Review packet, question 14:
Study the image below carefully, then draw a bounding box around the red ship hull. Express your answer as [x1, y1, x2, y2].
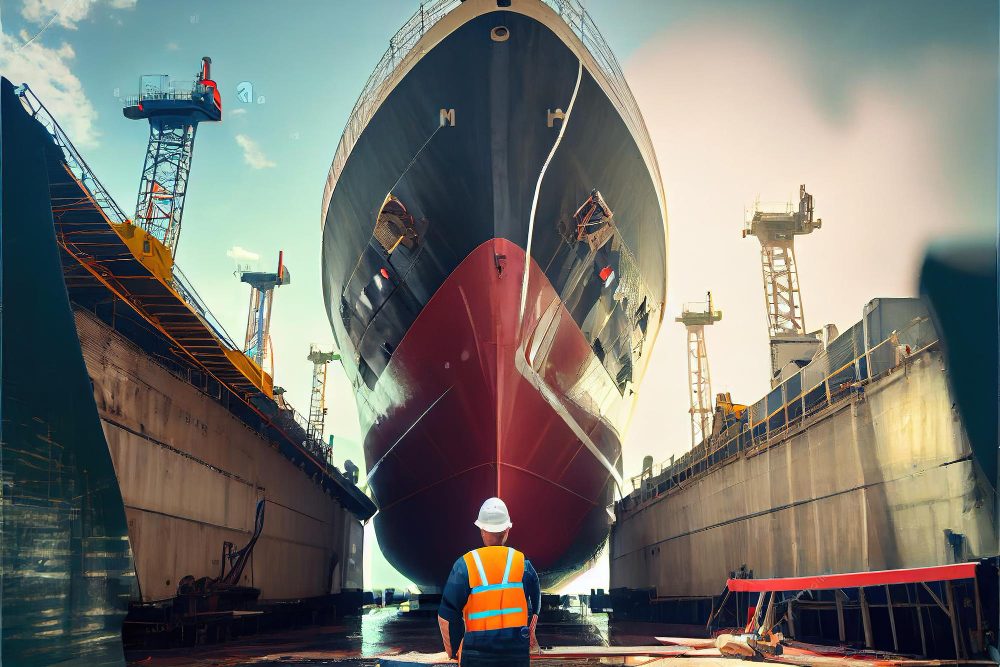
[365, 239, 622, 588]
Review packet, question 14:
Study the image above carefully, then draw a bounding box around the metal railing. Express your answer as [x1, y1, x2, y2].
[322, 0, 663, 221]
[17, 84, 131, 225]
[628, 315, 940, 504]
[16, 83, 242, 353]
[121, 84, 215, 108]
[172, 266, 242, 350]
[17, 80, 348, 472]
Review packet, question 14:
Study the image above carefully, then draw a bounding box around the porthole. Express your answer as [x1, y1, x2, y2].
[491, 26, 509, 42]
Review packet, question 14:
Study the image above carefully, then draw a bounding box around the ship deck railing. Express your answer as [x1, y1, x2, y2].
[323, 0, 662, 221]
[627, 315, 940, 507]
[121, 87, 210, 108]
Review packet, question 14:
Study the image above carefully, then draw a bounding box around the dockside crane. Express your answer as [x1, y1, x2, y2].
[743, 185, 823, 384]
[239, 252, 290, 371]
[123, 57, 222, 255]
[307, 345, 340, 447]
[676, 292, 722, 448]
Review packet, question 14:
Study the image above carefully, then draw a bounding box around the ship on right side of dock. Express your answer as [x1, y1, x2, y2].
[609, 185, 998, 655]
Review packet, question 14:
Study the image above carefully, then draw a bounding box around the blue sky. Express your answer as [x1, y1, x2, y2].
[1, 0, 996, 590]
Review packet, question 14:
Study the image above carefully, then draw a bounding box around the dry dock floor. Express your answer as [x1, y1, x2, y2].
[126, 607, 676, 666]
[125, 607, 992, 667]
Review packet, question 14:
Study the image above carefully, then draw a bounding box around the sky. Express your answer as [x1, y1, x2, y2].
[0, 0, 996, 592]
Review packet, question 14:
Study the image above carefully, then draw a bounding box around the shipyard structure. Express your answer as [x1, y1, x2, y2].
[321, 0, 667, 589]
[1, 62, 374, 666]
[609, 188, 998, 658]
[613, 297, 996, 593]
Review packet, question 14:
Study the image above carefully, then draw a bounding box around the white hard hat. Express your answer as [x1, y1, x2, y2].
[475, 497, 512, 533]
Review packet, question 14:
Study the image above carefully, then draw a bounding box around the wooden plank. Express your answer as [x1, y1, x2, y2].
[973, 572, 984, 653]
[834, 590, 846, 643]
[538, 645, 691, 657]
[908, 584, 927, 657]
[378, 646, 693, 665]
[655, 637, 715, 649]
[886, 585, 898, 652]
[859, 587, 874, 649]
[944, 580, 964, 659]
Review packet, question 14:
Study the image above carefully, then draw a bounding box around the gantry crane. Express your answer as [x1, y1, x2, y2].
[239, 252, 290, 371]
[307, 345, 340, 445]
[743, 185, 823, 383]
[123, 57, 222, 255]
[676, 292, 722, 448]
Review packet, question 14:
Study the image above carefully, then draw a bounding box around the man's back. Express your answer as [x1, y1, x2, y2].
[438, 546, 541, 664]
[438, 498, 541, 666]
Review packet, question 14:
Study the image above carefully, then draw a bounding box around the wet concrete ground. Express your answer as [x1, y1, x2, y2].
[125, 607, 681, 667]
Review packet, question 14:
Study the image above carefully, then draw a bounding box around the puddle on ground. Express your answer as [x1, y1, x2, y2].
[125, 607, 659, 667]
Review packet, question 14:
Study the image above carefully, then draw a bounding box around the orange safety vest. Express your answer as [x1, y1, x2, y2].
[461, 546, 528, 633]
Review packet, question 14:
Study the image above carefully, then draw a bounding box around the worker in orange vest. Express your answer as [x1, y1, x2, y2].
[437, 497, 541, 666]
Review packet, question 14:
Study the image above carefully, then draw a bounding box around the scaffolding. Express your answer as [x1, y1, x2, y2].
[676, 292, 722, 448]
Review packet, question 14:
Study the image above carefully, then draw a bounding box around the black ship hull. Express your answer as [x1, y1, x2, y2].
[322, 0, 667, 588]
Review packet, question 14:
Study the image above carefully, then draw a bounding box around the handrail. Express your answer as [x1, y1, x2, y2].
[16, 82, 342, 469]
[322, 0, 663, 226]
[17, 84, 132, 225]
[16, 84, 242, 352]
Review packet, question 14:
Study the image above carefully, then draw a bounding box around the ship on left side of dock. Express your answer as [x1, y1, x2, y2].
[0, 69, 375, 666]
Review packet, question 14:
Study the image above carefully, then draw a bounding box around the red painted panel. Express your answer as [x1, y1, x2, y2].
[726, 562, 978, 592]
[364, 239, 621, 587]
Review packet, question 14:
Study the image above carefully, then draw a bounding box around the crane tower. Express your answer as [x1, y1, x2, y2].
[239, 252, 290, 370]
[123, 57, 222, 254]
[676, 292, 722, 448]
[307, 345, 340, 444]
[743, 185, 823, 383]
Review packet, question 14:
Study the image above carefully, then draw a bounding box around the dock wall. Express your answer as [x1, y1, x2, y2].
[76, 310, 364, 603]
[611, 349, 997, 598]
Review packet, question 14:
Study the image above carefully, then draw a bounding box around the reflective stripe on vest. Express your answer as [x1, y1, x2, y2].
[462, 546, 528, 633]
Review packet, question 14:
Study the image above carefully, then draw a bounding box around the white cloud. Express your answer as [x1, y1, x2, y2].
[0, 31, 99, 147]
[165, 41, 179, 51]
[20, 0, 136, 30]
[229, 107, 247, 116]
[21, 0, 94, 30]
[226, 245, 260, 262]
[234, 133, 275, 169]
[621, 20, 993, 478]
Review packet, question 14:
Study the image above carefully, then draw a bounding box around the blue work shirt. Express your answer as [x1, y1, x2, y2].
[438, 553, 541, 656]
